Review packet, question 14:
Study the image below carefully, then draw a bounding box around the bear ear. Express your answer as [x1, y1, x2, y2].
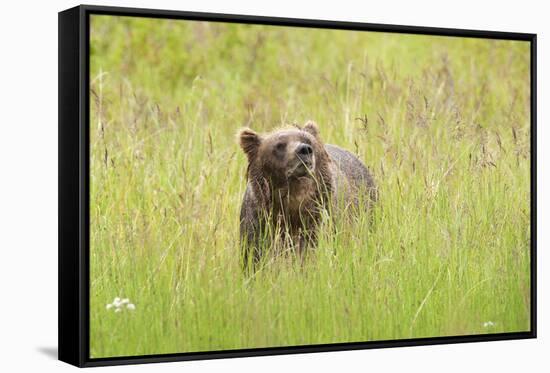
[237, 128, 262, 161]
[303, 120, 320, 138]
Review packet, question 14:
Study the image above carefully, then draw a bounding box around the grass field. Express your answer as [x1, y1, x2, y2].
[88, 15, 531, 358]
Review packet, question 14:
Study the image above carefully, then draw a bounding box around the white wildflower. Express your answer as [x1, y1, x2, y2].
[106, 296, 136, 313]
[483, 321, 495, 328]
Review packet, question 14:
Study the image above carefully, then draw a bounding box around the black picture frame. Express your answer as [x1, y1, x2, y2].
[58, 4, 537, 368]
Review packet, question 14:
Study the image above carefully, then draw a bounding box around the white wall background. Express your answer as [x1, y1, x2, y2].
[0, 0, 546, 371]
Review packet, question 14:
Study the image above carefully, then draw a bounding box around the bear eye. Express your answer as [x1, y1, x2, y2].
[275, 142, 286, 151]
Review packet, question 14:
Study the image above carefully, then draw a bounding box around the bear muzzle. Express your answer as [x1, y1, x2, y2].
[287, 143, 315, 178]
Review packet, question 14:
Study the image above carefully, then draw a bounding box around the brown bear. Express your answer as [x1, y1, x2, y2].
[238, 121, 377, 269]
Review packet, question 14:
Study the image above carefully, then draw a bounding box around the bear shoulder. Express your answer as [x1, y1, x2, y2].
[325, 144, 378, 203]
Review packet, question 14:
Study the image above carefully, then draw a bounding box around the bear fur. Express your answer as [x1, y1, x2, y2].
[238, 121, 377, 268]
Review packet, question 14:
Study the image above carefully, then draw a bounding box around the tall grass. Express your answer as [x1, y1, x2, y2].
[89, 15, 531, 358]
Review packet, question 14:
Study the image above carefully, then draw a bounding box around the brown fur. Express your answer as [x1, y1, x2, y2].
[238, 121, 376, 269]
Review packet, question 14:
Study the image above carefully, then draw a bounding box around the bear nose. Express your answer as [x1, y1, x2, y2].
[296, 143, 313, 156]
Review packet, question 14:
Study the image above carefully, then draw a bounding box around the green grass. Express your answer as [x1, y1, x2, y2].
[88, 15, 531, 358]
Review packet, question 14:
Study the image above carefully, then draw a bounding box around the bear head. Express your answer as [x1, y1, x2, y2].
[238, 121, 332, 193]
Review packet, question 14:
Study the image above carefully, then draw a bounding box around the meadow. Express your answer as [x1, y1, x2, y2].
[89, 15, 531, 358]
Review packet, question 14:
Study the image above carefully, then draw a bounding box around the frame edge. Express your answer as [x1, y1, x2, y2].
[79, 3, 536, 40]
[58, 5, 85, 368]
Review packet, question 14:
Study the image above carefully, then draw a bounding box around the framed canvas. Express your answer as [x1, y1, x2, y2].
[58, 4, 537, 367]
